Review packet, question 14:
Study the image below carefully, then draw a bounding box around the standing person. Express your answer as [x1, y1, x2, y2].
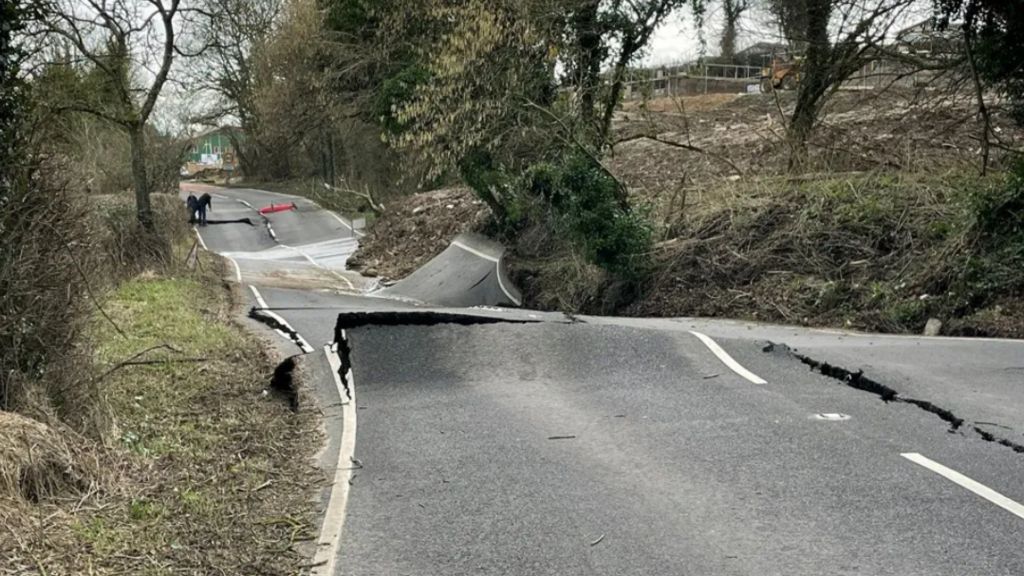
[186, 193, 199, 224]
[197, 192, 212, 226]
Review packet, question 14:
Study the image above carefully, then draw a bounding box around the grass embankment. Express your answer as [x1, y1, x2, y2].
[1, 252, 319, 575]
[628, 168, 1024, 337]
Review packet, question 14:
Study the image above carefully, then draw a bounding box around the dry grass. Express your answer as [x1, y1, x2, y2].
[627, 169, 1024, 337]
[1, 249, 321, 575]
[0, 413, 100, 504]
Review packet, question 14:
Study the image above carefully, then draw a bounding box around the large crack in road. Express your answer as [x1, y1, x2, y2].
[764, 341, 1024, 454]
[328, 311, 552, 404]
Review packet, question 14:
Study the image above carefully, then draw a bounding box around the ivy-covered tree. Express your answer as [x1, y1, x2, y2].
[0, 0, 23, 168]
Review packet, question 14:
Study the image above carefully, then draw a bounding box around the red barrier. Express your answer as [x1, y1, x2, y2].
[259, 202, 297, 215]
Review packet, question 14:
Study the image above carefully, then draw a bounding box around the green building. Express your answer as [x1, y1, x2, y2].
[187, 127, 240, 168]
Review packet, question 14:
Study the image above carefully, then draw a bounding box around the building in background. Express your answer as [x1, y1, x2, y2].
[183, 127, 241, 177]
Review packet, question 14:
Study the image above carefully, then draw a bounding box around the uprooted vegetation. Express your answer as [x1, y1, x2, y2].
[629, 166, 1024, 337]
[348, 186, 490, 280]
[350, 90, 1024, 337]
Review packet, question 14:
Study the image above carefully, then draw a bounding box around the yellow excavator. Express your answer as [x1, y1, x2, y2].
[760, 53, 801, 92]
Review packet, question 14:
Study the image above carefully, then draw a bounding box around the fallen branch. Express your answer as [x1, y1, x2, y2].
[94, 344, 186, 382]
[121, 357, 207, 367]
[612, 134, 745, 177]
[322, 181, 385, 214]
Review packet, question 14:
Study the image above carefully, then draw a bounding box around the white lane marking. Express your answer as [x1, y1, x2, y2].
[311, 341, 358, 576]
[227, 256, 242, 283]
[264, 309, 314, 353]
[902, 453, 1024, 521]
[248, 285, 314, 354]
[192, 227, 209, 250]
[452, 239, 499, 263]
[279, 243, 357, 291]
[249, 285, 269, 309]
[327, 210, 366, 238]
[451, 240, 522, 306]
[688, 331, 767, 385]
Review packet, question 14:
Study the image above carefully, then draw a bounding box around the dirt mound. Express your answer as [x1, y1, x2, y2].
[0, 412, 96, 503]
[349, 187, 490, 281]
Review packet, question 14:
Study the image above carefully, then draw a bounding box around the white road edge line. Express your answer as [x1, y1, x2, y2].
[249, 285, 269, 309]
[327, 210, 366, 238]
[227, 256, 242, 283]
[902, 453, 1024, 521]
[451, 240, 522, 307]
[311, 341, 358, 576]
[248, 285, 314, 353]
[688, 331, 767, 385]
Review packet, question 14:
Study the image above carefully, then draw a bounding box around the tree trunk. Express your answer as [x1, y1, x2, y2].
[720, 0, 740, 62]
[129, 124, 153, 230]
[786, 0, 832, 168]
[599, 51, 632, 147]
[574, 1, 602, 129]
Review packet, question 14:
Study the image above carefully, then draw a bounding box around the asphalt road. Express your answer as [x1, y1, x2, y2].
[186, 183, 1024, 576]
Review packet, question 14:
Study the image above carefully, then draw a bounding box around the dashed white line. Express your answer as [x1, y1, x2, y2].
[689, 331, 767, 385]
[311, 341, 358, 576]
[902, 453, 1024, 521]
[279, 243, 357, 291]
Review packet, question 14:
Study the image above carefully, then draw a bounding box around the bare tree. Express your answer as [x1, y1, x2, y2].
[192, 0, 281, 175]
[31, 0, 207, 228]
[782, 0, 920, 166]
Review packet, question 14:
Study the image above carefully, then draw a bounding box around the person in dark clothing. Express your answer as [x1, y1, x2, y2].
[186, 193, 199, 224]
[197, 193, 212, 226]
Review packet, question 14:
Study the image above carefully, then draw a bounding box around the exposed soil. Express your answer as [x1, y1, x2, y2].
[347, 186, 489, 281]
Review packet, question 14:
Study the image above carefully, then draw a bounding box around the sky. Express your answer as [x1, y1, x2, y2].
[643, 1, 933, 66]
[643, 5, 779, 66]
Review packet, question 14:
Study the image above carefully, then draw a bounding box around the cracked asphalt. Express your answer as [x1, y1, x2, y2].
[185, 183, 1024, 576]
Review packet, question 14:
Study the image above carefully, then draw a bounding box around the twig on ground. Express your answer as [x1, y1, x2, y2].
[613, 134, 745, 177]
[94, 344, 187, 383]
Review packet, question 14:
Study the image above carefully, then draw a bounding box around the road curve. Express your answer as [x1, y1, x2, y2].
[185, 183, 1024, 576]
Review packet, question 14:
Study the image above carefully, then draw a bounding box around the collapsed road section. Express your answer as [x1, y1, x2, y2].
[380, 233, 522, 307]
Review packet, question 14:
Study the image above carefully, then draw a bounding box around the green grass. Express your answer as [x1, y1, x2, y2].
[56, 257, 320, 574]
[95, 277, 239, 362]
